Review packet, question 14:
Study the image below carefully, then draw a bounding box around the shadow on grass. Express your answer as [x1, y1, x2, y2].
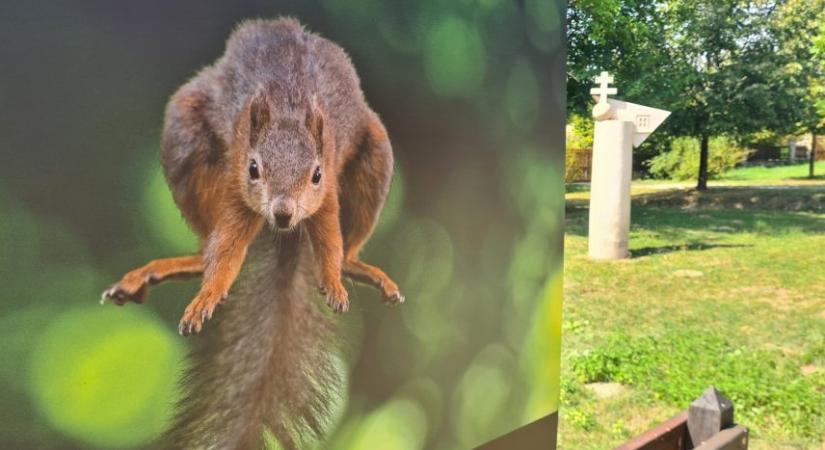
[632, 186, 825, 213]
[567, 206, 825, 238]
[631, 243, 749, 258]
[566, 183, 590, 193]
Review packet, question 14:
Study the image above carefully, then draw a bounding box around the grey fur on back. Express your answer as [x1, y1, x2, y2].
[159, 229, 340, 450]
[187, 18, 367, 155]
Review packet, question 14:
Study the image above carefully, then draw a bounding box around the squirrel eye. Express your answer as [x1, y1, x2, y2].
[311, 166, 322, 185]
[249, 159, 260, 180]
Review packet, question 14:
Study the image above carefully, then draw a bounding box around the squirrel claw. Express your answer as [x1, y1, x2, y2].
[100, 291, 111, 305]
[101, 283, 146, 306]
[178, 320, 201, 336]
[101, 287, 128, 306]
[326, 296, 349, 314]
[178, 293, 223, 336]
[178, 318, 202, 336]
[384, 290, 405, 305]
[321, 281, 349, 314]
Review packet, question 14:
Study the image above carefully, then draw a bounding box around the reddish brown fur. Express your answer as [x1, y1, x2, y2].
[102, 18, 402, 334]
[102, 255, 204, 304]
[102, 19, 401, 448]
[339, 112, 400, 299]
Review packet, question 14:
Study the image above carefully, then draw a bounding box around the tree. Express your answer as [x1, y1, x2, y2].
[567, 0, 686, 170]
[772, 0, 825, 178]
[808, 21, 825, 178]
[567, 0, 670, 116]
[568, 0, 816, 189]
[661, 0, 814, 189]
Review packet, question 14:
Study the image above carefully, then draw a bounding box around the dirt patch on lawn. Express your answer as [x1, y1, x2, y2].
[727, 286, 807, 311]
[585, 382, 626, 399]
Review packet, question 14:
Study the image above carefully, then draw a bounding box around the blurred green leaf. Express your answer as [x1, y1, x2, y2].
[424, 16, 486, 97]
[341, 399, 428, 450]
[452, 344, 517, 447]
[476, 0, 523, 56]
[525, 0, 562, 52]
[373, 164, 405, 237]
[505, 59, 540, 130]
[520, 270, 563, 422]
[142, 165, 198, 254]
[28, 306, 183, 448]
[392, 218, 459, 353]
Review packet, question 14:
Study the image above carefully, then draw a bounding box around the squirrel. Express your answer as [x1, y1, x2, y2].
[101, 18, 402, 449]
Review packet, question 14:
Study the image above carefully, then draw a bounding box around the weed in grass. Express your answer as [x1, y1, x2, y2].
[569, 331, 825, 439]
[560, 378, 598, 432]
[609, 419, 630, 440]
[565, 407, 597, 432]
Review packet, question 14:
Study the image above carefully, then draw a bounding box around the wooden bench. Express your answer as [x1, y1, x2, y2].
[615, 387, 748, 450]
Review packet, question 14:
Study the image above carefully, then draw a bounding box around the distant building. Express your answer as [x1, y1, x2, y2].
[793, 133, 825, 161]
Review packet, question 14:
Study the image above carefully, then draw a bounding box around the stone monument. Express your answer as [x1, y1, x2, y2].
[588, 72, 671, 260]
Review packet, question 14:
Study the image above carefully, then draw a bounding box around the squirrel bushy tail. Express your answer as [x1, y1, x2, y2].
[159, 229, 341, 450]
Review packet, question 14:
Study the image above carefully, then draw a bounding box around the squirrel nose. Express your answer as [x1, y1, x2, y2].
[274, 212, 292, 229]
[270, 196, 296, 229]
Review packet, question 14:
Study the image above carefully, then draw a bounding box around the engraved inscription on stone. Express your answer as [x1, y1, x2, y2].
[635, 114, 651, 132]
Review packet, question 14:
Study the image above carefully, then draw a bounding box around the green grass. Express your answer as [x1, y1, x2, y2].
[720, 161, 825, 181]
[560, 186, 825, 450]
[565, 162, 825, 203]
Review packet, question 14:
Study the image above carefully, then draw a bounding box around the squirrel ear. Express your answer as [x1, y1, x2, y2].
[248, 87, 271, 147]
[305, 95, 325, 154]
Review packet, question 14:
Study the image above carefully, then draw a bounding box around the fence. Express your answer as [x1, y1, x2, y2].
[566, 147, 592, 182]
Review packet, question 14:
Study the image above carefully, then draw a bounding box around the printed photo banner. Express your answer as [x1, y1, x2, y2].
[0, 1, 566, 449]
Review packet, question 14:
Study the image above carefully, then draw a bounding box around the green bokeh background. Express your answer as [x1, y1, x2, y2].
[0, 1, 565, 448]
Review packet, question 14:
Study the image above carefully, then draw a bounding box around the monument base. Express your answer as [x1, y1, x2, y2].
[588, 120, 633, 261]
[588, 236, 629, 260]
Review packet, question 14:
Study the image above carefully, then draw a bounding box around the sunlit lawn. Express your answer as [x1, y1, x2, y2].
[720, 161, 825, 181]
[566, 162, 825, 202]
[559, 180, 825, 450]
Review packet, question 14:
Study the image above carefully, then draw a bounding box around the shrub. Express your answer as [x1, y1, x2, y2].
[647, 136, 750, 180]
[566, 114, 594, 150]
[566, 115, 594, 182]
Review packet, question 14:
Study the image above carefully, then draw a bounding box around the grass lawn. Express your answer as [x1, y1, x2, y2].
[720, 161, 825, 182]
[560, 180, 825, 449]
[567, 162, 825, 203]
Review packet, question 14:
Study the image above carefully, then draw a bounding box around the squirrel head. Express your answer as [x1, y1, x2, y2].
[233, 87, 332, 230]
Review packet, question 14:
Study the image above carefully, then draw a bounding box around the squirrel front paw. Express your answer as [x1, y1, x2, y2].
[178, 291, 226, 336]
[101, 271, 150, 305]
[376, 276, 404, 305]
[341, 260, 405, 306]
[319, 281, 349, 314]
[383, 286, 405, 305]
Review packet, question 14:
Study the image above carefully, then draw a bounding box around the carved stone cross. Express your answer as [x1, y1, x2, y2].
[590, 71, 617, 104]
[591, 71, 618, 120]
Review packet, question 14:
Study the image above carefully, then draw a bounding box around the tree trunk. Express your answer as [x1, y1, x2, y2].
[697, 134, 709, 190]
[810, 133, 817, 179]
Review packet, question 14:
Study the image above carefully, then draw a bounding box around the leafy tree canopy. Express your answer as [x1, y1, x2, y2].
[568, 0, 825, 185]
